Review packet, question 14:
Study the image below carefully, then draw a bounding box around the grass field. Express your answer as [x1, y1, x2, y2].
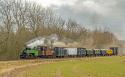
[15, 56, 125, 77]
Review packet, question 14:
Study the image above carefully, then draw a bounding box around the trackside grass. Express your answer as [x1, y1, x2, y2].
[17, 56, 125, 77]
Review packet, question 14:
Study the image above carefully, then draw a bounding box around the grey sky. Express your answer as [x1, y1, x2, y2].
[30, 0, 125, 40]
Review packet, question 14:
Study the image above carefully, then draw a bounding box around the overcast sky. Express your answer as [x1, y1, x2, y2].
[30, 0, 125, 40]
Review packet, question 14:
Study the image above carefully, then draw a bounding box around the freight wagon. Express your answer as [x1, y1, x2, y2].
[94, 49, 102, 56]
[77, 48, 86, 57]
[86, 49, 94, 56]
[100, 49, 108, 56]
[20, 46, 118, 59]
[54, 47, 67, 58]
[66, 48, 77, 57]
[110, 47, 118, 55]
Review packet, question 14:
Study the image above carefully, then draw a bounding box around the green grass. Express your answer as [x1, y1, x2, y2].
[18, 56, 125, 77]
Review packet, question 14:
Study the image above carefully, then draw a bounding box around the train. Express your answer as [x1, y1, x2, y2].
[20, 46, 118, 59]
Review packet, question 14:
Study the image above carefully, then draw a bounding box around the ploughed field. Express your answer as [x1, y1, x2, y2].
[0, 56, 125, 77]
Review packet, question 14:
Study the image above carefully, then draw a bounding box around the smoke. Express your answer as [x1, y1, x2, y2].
[26, 34, 59, 48]
[26, 37, 45, 48]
